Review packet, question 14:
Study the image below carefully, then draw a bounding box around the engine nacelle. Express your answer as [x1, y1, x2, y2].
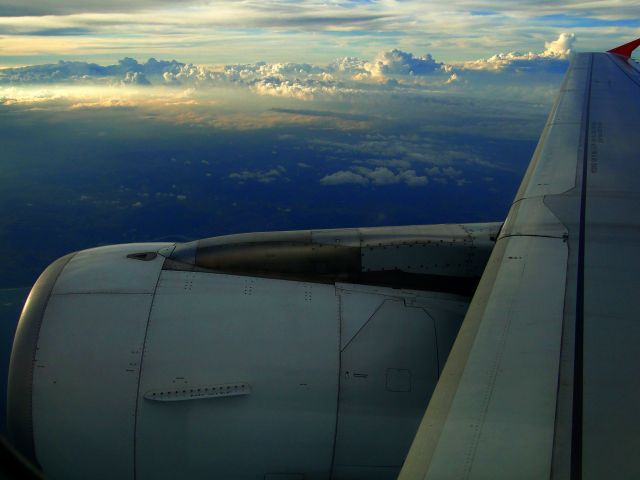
[7, 223, 498, 479]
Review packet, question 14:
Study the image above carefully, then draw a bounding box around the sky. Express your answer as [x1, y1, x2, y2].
[1, 1, 639, 283]
[0, 1, 638, 271]
[1, 1, 639, 279]
[0, 0, 639, 66]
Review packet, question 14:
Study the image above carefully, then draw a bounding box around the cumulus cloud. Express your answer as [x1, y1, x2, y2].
[229, 168, 284, 183]
[365, 50, 445, 77]
[320, 170, 368, 186]
[328, 50, 451, 83]
[460, 33, 575, 72]
[328, 56, 369, 77]
[544, 33, 576, 57]
[321, 167, 428, 187]
[251, 77, 340, 100]
[121, 71, 150, 85]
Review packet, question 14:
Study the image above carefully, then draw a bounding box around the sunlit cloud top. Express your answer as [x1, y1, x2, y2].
[0, 0, 638, 66]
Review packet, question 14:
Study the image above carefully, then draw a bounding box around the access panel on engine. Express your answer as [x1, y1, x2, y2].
[331, 292, 440, 479]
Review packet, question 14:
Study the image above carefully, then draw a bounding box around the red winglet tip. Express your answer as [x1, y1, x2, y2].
[607, 38, 640, 59]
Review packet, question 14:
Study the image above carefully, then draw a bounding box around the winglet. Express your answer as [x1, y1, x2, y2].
[607, 38, 640, 59]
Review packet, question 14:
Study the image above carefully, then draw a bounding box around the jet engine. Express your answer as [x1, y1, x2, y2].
[7, 223, 498, 479]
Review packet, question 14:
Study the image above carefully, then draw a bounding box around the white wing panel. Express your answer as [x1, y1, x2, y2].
[581, 52, 640, 479]
[399, 53, 592, 480]
[401, 49, 640, 479]
[425, 236, 567, 478]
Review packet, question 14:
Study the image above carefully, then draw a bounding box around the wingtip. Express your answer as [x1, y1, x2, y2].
[607, 38, 640, 59]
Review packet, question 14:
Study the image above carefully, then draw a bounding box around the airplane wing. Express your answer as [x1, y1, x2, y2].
[399, 40, 640, 479]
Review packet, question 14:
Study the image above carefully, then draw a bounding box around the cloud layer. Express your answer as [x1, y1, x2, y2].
[0, 34, 574, 102]
[0, 1, 637, 66]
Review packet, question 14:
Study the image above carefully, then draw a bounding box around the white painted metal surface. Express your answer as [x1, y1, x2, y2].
[337, 287, 385, 351]
[32, 293, 153, 480]
[424, 236, 568, 478]
[8, 226, 476, 480]
[30, 244, 168, 480]
[332, 300, 438, 478]
[52, 243, 171, 295]
[135, 271, 340, 480]
[581, 52, 640, 479]
[332, 284, 469, 479]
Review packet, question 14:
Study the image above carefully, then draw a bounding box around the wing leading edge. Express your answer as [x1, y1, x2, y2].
[399, 42, 640, 479]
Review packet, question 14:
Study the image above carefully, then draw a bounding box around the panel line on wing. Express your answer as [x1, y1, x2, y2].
[132, 266, 164, 480]
[571, 52, 594, 480]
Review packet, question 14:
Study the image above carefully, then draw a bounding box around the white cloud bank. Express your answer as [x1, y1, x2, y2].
[0, 34, 574, 102]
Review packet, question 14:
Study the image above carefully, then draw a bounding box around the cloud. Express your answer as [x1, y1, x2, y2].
[0, 84, 202, 110]
[229, 168, 284, 183]
[0, 0, 638, 70]
[364, 50, 446, 77]
[442, 166, 462, 177]
[544, 32, 576, 56]
[355, 166, 429, 186]
[0, 57, 185, 84]
[400, 170, 429, 186]
[0, 35, 571, 102]
[327, 49, 451, 83]
[321, 167, 428, 187]
[320, 170, 368, 186]
[121, 71, 150, 85]
[250, 77, 340, 100]
[0, 0, 184, 16]
[328, 57, 368, 75]
[459, 33, 574, 72]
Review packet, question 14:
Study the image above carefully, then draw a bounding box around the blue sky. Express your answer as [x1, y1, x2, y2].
[0, 0, 638, 66]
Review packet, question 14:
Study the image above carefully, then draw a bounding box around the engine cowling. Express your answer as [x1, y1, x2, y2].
[7, 223, 498, 479]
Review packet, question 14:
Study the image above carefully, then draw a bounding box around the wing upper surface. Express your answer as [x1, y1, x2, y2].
[399, 51, 640, 479]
